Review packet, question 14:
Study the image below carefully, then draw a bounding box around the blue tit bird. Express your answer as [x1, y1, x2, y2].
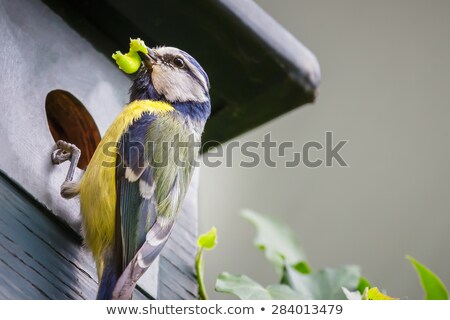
[51, 46, 210, 299]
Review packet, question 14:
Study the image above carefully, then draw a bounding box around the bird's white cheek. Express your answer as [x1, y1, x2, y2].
[151, 68, 208, 103]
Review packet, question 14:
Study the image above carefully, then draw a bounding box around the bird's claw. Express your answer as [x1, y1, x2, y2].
[51, 140, 80, 165]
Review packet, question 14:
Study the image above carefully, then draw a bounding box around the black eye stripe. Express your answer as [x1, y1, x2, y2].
[162, 54, 185, 67]
[160, 52, 208, 92]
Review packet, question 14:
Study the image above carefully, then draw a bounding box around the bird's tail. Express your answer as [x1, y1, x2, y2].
[96, 262, 119, 300]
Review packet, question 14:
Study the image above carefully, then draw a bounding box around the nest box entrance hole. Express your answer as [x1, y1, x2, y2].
[45, 90, 101, 170]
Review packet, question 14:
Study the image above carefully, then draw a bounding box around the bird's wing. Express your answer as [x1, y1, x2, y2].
[113, 112, 191, 299]
[115, 112, 160, 271]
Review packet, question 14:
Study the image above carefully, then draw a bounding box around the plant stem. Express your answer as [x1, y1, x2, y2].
[196, 248, 208, 300]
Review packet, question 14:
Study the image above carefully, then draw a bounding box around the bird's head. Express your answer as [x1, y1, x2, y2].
[131, 47, 210, 109]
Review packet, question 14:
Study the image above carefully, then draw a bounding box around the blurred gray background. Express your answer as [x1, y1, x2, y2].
[198, 0, 450, 299]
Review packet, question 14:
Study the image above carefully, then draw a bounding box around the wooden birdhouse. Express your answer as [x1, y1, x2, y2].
[0, 0, 320, 299]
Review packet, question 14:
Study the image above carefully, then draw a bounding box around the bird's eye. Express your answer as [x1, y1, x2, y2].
[173, 57, 185, 68]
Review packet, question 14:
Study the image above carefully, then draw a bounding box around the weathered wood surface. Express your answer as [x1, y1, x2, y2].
[0, 172, 151, 299]
[0, 171, 97, 299]
[0, 0, 197, 299]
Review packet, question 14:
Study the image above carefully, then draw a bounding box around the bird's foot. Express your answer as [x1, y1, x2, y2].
[51, 140, 80, 165]
[51, 140, 81, 194]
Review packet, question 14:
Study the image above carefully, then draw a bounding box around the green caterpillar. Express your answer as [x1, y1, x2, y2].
[112, 38, 148, 74]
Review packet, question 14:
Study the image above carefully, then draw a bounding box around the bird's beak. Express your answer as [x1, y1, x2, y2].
[138, 47, 158, 70]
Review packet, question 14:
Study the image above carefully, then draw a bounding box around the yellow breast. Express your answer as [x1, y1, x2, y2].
[79, 100, 174, 272]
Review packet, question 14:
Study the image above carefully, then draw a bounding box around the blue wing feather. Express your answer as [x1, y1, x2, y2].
[115, 113, 158, 270]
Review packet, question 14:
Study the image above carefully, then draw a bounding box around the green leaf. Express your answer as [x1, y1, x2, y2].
[357, 277, 371, 294]
[241, 210, 306, 275]
[284, 265, 361, 299]
[215, 272, 303, 300]
[293, 261, 312, 274]
[196, 227, 218, 300]
[198, 226, 217, 250]
[407, 255, 448, 300]
[266, 285, 304, 300]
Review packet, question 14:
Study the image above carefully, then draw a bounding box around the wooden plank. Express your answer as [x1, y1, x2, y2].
[158, 169, 199, 299]
[0, 172, 97, 299]
[159, 257, 197, 300]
